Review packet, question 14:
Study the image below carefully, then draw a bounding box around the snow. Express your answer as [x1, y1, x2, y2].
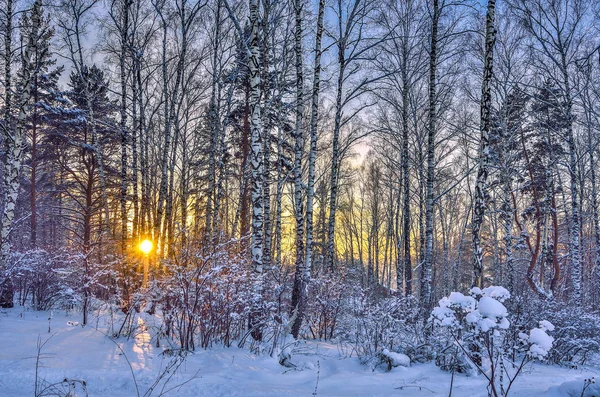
[381, 349, 410, 367]
[447, 292, 477, 309]
[539, 320, 555, 332]
[526, 327, 555, 359]
[546, 378, 600, 397]
[480, 286, 511, 302]
[470, 287, 483, 297]
[0, 308, 597, 397]
[431, 304, 459, 327]
[433, 287, 510, 333]
[471, 296, 510, 332]
[476, 296, 508, 319]
[431, 292, 477, 328]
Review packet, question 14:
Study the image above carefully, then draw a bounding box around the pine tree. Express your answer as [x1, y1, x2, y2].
[489, 87, 527, 292]
[526, 81, 565, 295]
[18, 0, 63, 248]
[46, 65, 117, 253]
[225, 24, 253, 245]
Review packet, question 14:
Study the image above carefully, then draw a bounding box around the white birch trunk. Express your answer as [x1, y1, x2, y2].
[421, 0, 439, 311]
[0, 0, 14, 285]
[564, 81, 581, 304]
[248, 0, 264, 274]
[1, 0, 36, 307]
[154, 3, 181, 256]
[304, 0, 325, 284]
[247, 0, 264, 341]
[400, 51, 412, 296]
[472, 0, 496, 287]
[290, 0, 306, 339]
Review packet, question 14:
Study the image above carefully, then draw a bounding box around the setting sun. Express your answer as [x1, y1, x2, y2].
[140, 239, 153, 255]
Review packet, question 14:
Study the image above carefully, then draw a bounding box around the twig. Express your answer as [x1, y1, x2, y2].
[394, 385, 436, 393]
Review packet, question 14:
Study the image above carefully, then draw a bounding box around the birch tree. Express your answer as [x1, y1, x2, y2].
[375, 0, 427, 294]
[324, 0, 384, 271]
[205, 0, 223, 248]
[472, 0, 497, 287]
[1, 0, 44, 309]
[420, 0, 468, 309]
[579, 54, 600, 298]
[304, 0, 325, 286]
[290, 0, 305, 339]
[247, 0, 264, 275]
[1, 0, 19, 308]
[152, 0, 207, 256]
[421, 0, 440, 310]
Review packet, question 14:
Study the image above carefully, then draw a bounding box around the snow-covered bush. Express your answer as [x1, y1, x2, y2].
[378, 349, 410, 371]
[156, 251, 252, 350]
[303, 271, 348, 340]
[519, 320, 555, 359]
[334, 283, 422, 370]
[432, 286, 511, 331]
[431, 286, 554, 397]
[6, 248, 123, 327]
[154, 247, 287, 352]
[431, 287, 510, 373]
[10, 249, 76, 310]
[507, 297, 600, 366]
[287, 265, 425, 370]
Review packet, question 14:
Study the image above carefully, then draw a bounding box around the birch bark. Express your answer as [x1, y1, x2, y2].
[1, 0, 37, 307]
[305, 0, 325, 277]
[290, 0, 305, 338]
[472, 0, 496, 287]
[421, 0, 439, 310]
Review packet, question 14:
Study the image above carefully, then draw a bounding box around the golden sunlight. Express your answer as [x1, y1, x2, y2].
[140, 239, 153, 255]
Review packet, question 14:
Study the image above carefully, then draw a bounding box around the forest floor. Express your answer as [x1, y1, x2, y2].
[1, 308, 599, 397]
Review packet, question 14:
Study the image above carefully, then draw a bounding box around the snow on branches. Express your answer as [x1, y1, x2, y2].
[431, 286, 511, 333]
[519, 320, 555, 359]
[431, 286, 555, 397]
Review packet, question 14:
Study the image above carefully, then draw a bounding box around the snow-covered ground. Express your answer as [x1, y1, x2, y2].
[1, 308, 598, 397]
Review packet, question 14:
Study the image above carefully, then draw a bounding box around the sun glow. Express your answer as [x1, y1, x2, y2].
[140, 239, 153, 255]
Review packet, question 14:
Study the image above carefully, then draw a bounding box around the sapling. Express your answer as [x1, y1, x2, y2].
[431, 286, 554, 397]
